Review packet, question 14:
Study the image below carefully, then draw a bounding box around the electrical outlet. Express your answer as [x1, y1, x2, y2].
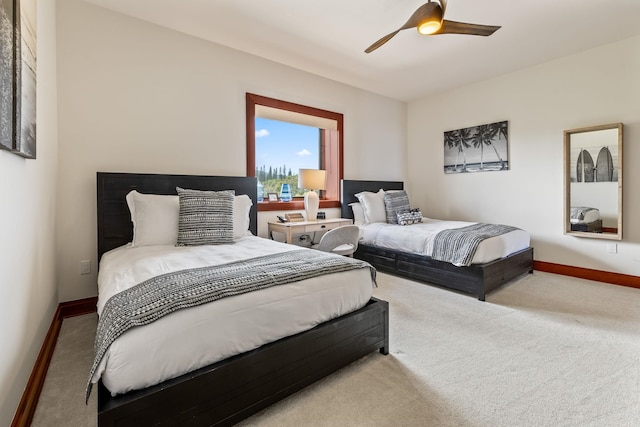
[80, 260, 91, 275]
[606, 244, 617, 254]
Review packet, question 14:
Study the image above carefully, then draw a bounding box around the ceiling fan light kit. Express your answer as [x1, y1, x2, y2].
[417, 2, 443, 35]
[365, 0, 501, 53]
[418, 19, 442, 35]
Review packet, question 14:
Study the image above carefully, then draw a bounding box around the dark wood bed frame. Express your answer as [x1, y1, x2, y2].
[96, 172, 389, 426]
[570, 219, 603, 233]
[341, 179, 534, 301]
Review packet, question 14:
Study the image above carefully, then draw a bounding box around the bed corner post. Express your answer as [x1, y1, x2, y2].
[380, 298, 390, 355]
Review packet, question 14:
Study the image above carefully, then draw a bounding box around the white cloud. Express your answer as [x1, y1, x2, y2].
[255, 129, 270, 138]
[297, 149, 311, 157]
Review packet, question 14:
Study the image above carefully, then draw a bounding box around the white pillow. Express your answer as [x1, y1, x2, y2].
[126, 191, 179, 247]
[349, 202, 366, 226]
[126, 191, 253, 246]
[355, 189, 386, 224]
[233, 194, 253, 238]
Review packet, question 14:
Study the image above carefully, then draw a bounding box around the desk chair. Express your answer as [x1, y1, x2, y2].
[312, 225, 360, 257]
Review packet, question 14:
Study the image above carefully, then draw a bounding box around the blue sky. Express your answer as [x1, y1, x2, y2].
[255, 118, 320, 174]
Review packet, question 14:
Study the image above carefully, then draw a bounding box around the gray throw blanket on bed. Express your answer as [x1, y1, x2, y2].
[85, 249, 375, 402]
[432, 223, 518, 267]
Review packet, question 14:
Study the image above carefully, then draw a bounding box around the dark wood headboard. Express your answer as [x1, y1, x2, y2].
[340, 179, 404, 220]
[97, 172, 258, 260]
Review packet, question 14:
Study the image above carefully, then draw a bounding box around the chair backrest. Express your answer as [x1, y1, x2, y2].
[315, 225, 360, 256]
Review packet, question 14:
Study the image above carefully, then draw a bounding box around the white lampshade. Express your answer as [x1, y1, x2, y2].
[298, 169, 327, 191]
[298, 169, 327, 221]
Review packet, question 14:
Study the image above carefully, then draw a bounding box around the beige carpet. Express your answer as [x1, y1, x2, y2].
[32, 272, 640, 426]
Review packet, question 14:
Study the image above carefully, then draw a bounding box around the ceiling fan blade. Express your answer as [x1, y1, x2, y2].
[439, 20, 501, 36]
[365, 30, 401, 53]
[365, 2, 442, 53]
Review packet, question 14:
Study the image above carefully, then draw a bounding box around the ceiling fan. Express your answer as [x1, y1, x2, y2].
[365, 0, 501, 53]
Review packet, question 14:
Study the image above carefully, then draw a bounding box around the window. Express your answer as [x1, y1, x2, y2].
[246, 93, 343, 212]
[255, 117, 320, 198]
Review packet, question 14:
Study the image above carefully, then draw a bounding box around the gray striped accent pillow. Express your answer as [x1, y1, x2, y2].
[176, 187, 235, 246]
[384, 190, 410, 224]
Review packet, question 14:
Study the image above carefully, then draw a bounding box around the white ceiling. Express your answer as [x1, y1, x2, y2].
[81, 0, 640, 102]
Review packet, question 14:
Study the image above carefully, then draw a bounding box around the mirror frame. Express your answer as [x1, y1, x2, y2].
[563, 123, 623, 240]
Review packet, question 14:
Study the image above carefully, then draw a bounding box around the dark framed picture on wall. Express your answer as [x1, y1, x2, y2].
[0, 0, 16, 151]
[444, 120, 509, 174]
[14, 0, 37, 159]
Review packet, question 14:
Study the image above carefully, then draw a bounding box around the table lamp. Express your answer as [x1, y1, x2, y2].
[298, 169, 327, 221]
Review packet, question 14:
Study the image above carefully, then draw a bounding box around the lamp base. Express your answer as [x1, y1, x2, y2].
[304, 190, 319, 221]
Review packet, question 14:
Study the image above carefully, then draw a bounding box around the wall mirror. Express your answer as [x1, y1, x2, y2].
[564, 123, 623, 240]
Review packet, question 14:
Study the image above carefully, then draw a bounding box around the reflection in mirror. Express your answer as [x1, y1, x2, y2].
[564, 123, 623, 240]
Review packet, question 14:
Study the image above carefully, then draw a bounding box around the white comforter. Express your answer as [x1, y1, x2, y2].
[93, 236, 374, 395]
[360, 218, 530, 265]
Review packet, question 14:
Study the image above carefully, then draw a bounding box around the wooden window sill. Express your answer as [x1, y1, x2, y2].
[258, 199, 340, 212]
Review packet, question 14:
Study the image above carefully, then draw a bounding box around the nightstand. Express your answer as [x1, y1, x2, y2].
[267, 218, 353, 244]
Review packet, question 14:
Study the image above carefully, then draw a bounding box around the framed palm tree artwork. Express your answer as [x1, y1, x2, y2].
[443, 120, 508, 174]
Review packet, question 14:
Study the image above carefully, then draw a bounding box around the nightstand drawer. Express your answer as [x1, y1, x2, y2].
[304, 223, 334, 232]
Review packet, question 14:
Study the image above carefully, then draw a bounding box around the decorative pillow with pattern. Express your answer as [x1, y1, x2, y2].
[397, 209, 423, 226]
[384, 190, 410, 224]
[176, 187, 235, 245]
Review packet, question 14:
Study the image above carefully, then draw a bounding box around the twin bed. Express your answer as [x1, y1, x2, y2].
[341, 180, 534, 301]
[94, 172, 388, 426]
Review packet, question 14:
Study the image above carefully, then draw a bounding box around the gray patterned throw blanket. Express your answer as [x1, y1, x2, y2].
[432, 223, 518, 267]
[86, 249, 375, 401]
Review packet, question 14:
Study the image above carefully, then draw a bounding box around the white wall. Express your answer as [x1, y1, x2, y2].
[407, 35, 640, 276]
[55, 0, 407, 301]
[0, 0, 58, 423]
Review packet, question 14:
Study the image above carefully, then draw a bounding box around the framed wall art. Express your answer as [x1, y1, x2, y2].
[444, 120, 508, 174]
[0, 0, 16, 151]
[14, 0, 36, 159]
[0, 0, 36, 158]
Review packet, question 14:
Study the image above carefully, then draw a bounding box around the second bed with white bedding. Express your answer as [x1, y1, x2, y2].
[359, 218, 530, 265]
[93, 236, 375, 396]
[340, 179, 534, 301]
